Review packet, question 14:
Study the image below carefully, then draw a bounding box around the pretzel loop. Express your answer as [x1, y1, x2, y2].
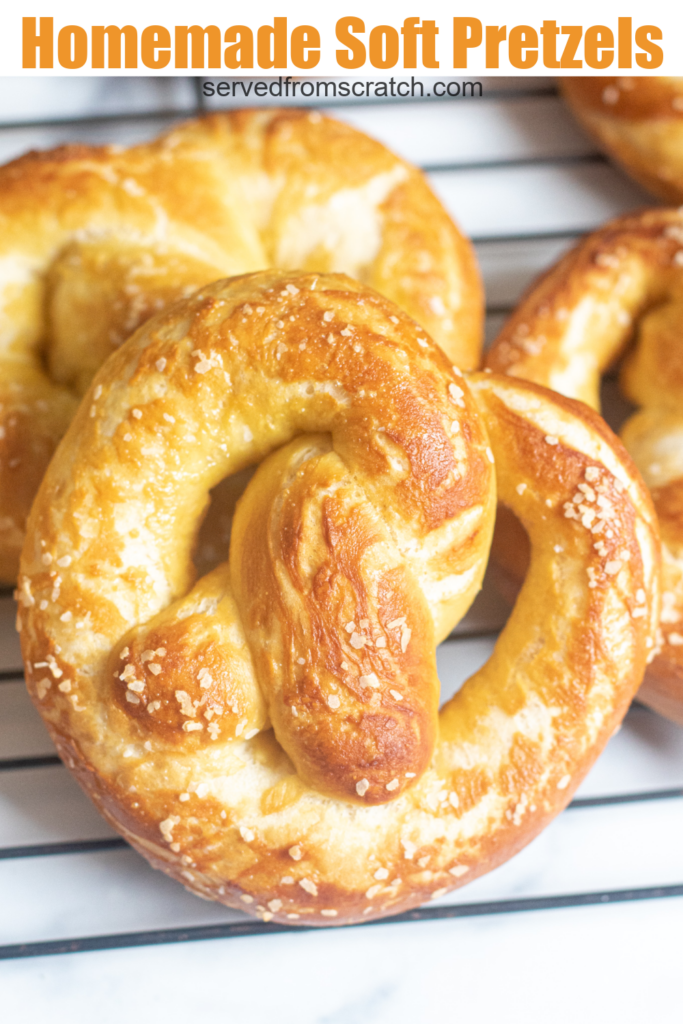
[561, 77, 683, 204]
[19, 272, 659, 925]
[0, 109, 481, 583]
[487, 208, 683, 723]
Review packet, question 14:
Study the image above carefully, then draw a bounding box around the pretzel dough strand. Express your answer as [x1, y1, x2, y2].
[486, 208, 683, 724]
[18, 274, 658, 926]
[561, 77, 683, 204]
[0, 108, 482, 583]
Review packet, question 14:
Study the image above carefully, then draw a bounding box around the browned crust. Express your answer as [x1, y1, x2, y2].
[16, 276, 659, 926]
[561, 77, 683, 203]
[486, 207, 683, 724]
[639, 655, 683, 727]
[485, 207, 683, 396]
[0, 108, 482, 584]
[650, 479, 683, 550]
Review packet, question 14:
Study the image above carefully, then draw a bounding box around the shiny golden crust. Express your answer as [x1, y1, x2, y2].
[18, 271, 658, 925]
[0, 108, 481, 584]
[487, 207, 683, 724]
[561, 77, 683, 203]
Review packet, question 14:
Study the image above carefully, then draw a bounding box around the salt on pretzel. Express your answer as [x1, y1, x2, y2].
[561, 77, 683, 203]
[18, 271, 659, 925]
[487, 208, 683, 725]
[0, 108, 481, 584]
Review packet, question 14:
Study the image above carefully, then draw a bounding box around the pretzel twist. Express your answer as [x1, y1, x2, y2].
[561, 77, 683, 203]
[487, 208, 683, 724]
[19, 272, 659, 925]
[0, 108, 481, 583]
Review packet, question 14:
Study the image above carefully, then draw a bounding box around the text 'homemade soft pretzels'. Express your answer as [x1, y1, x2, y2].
[562, 77, 683, 203]
[0, 107, 481, 583]
[487, 208, 683, 724]
[18, 272, 659, 925]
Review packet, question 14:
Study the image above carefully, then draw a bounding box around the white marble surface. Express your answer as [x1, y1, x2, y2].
[0, 75, 680, 1023]
[2, 898, 682, 1024]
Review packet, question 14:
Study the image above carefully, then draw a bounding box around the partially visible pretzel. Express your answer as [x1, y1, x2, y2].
[18, 271, 659, 924]
[0, 107, 481, 583]
[487, 207, 683, 725]
[561, 77, 683, 203]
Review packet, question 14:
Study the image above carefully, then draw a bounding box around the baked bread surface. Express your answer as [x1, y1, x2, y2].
[562, 77, 683, 202]
[0, 107, 482, 582]
[487, 207, 683, 723]
[18, 271, 659, 925]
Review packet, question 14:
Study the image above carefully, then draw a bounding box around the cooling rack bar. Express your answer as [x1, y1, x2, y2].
[1, 882, 681, 962]
[422, 152, 605, 175]
[0, 82, 559, 135]
[0, 755, 61, 772]
[445, 85, 558, 102]
[472, 228, 586, 246]
[1, 788, 681, 861]
[0, 109, 196, 133]
[209, 82, 560, 109]
[569, 788, 683, 809]
[0, 837, 127, 861]
[0, 128, 600, 178]
[0, 669, 22, 682]
[446, 627, 501, 642]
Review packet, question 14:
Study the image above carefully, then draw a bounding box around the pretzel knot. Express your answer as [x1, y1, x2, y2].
[561, 77, 683, 204]
[0, 108, 481, 584]
[19, 272, 659, 925]
[487, 208, 683, 726]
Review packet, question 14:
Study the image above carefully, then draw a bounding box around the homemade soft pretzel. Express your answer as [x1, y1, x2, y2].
[487, 208, 683, 725]
[561, 77, 683, 203]
[0, 108, 481, 584]
[18, 271, 659, 925]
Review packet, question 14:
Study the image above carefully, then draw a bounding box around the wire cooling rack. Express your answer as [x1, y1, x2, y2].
[0, 75, 682, 1019]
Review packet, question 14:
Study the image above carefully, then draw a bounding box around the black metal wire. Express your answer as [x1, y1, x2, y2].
[472, 228, 586, 246]
[0, 108, 197, 134]
[1, 882, 681, 961]
[197, 78, 559, 111]
[422, 152, 604, 175]
[0, 837, 127, 861]
[569, 788, 683, 809]
[191, 76, 206, 111]
[0, 754, 62, 772]
[0, 669, 23, 683]
[0, 788, 680, 860]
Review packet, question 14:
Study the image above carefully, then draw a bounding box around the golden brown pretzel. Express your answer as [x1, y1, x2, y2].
[487, 207, 683, 725]
[18, 271, 659, 925]
[0, 108, 481, 584]
[561, 77, 683, 202]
